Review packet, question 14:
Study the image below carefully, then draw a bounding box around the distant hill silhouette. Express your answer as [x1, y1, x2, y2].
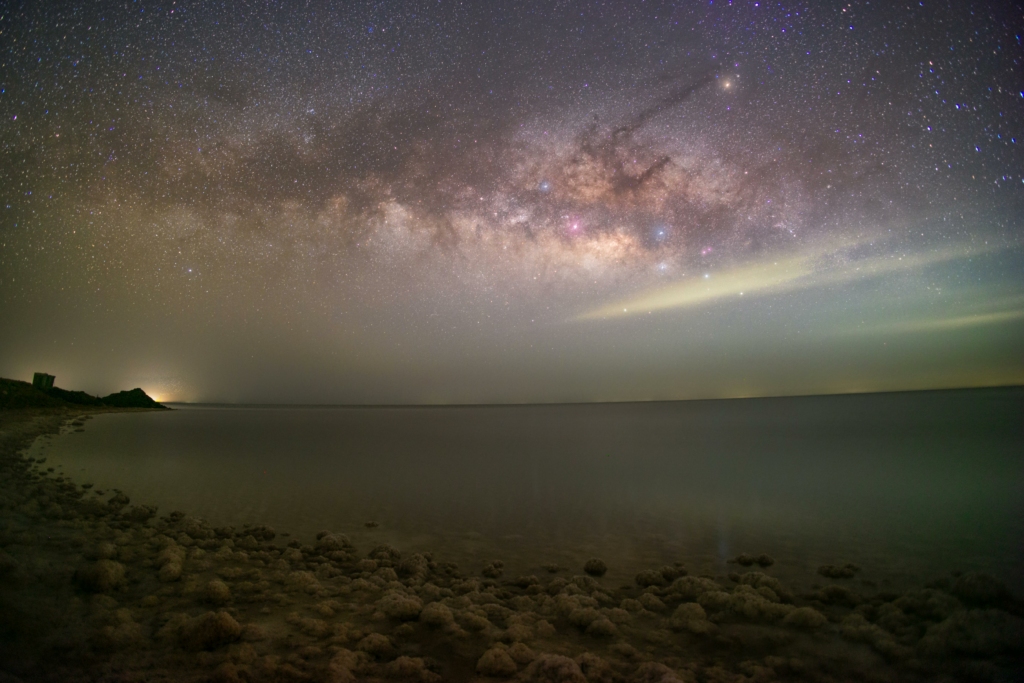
[0, 378, 168, 410]
[99, 388, 166, 408]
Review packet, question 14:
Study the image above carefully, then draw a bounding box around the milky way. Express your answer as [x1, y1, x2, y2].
[2, 1, 1022, 402]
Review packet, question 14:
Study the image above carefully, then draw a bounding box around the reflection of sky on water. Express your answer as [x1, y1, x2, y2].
[34, 389, 1024, 589]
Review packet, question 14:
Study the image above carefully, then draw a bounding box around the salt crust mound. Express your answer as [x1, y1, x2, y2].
[478, 645, 518, 677]
[670, 602, 712, 634]
[205, 579, 232, 604]
[156, 610, 242, 651]
[0, 410, 1023, 682]
[523, 654, 587, 683]
[377, 589, 423, 620]
[74, 558, 125, 593]
[419, 601, 455, 628]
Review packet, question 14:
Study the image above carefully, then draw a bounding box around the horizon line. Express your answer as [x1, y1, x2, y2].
[161, 382, 1024, 409]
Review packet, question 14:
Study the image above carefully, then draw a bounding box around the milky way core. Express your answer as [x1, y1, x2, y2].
[2, 1, 1022, 402]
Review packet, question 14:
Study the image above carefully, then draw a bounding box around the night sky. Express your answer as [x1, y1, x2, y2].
[1, 1, 1022, 403]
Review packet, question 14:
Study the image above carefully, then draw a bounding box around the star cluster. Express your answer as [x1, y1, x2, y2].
[1, 1, 1022, 402]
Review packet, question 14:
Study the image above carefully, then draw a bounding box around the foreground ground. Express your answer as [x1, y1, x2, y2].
[0, 407, 1022, 682]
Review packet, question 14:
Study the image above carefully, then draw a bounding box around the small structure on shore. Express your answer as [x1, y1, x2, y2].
[32, 372, 55, 390]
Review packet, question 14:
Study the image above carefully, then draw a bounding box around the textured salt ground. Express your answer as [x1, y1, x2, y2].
[0, 408, 1023, 683]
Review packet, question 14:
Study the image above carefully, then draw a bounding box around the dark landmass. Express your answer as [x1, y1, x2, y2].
[98, 387, 167, 409]
[47, 386, 105, 406]
[0, 379, 65, 410]
[0, 378, 167, 410]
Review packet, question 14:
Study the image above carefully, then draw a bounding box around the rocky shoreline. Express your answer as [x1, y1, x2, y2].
[1, 408, 1022, 682]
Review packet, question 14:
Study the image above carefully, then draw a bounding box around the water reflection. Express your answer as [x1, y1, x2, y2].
[35, 388, 1024, 590]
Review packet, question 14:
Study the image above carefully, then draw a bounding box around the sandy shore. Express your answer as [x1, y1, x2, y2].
[1, 407, 1022, 682]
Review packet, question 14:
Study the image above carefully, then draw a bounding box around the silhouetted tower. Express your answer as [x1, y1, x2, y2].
[32, 372, 55, 390]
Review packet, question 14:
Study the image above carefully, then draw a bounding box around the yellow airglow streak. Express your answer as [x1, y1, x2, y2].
[577, 241, 1006, 321]
[578, 255, 812, 319]
[847, 309, 1024, 335]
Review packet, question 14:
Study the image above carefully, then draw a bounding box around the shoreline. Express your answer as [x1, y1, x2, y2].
[34, 400, 1024, 595]
[1, 407, 1022, 682]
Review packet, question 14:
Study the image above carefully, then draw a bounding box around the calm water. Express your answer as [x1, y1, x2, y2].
[31, 388, 1024, 591]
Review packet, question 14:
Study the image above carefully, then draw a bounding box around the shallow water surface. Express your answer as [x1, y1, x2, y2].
[33, 388, 1024, 591]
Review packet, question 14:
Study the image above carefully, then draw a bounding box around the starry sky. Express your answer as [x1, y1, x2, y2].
[1, 1, 1022, 404]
